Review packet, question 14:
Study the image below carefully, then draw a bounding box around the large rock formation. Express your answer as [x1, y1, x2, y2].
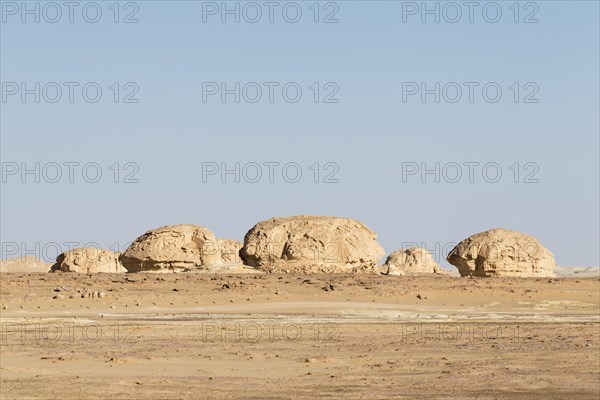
[218, 238, 243, 264]
[240, 215, 385, 273]
[383, 248, 444, 276]
[447, 228, 556, 277]
[51, 248, 125, 273]
[0, 256, 50, 273]
[121, 225, 222, 272]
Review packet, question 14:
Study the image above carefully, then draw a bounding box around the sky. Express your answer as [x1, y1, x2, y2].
[1, 0, 599, 268]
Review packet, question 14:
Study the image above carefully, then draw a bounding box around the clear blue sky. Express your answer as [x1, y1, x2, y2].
[1, 1, 599, 267]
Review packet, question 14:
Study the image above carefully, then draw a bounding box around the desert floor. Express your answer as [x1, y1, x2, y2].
[1, 273, 599, 399]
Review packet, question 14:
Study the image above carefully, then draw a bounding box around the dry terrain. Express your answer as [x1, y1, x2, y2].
[1, 272, 599, 399]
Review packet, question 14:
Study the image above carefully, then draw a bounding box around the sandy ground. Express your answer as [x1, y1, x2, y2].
[1, 272, 599, 399]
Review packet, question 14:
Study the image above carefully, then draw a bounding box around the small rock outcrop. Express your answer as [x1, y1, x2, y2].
[0, 256, 50, 273]
[218, 238, 243, 264]
[121, 225, 222, 272]
[51, 248, 125, 273]
[383, 248, 444, 276]
[240, 215, 385, 273]
[447, 228, 556, 277]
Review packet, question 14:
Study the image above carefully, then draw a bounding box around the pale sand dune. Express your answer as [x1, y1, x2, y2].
[555, 266, 600, 278]
[0, 256, 50, 273]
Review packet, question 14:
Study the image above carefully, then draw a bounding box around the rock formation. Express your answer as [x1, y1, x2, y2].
[218, 238, 243, 264]
[383, 248, 444, 276]
[447, 228, 556, 277]
[121, 224, 222, 272]
[240, 215, 385, 273]
[51, 248, 125, 273]
[0, 256, 50, 273]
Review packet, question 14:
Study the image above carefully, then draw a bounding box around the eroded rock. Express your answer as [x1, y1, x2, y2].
[217, 238, 243, 264]
[51, 248, 125, 273]
[121, 225, 221, 272]
[383, 248, 444, 276]
[240, 215, 385, 273]
[447, 228, 556, 277]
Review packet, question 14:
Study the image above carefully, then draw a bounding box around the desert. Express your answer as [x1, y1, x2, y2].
[4, 3, 598, 398]
[1, 218, 599, 399]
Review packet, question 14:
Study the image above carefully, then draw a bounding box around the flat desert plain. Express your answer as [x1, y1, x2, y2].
[1, 272, 599, 399]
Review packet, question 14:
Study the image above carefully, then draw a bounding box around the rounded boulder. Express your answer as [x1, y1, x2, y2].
[447, 228, 556, 277]
[383, 248, 444, 276]
[51, 248, 125, 273]
[240, 215, 385, 273]
[121, 224, 221, 273]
